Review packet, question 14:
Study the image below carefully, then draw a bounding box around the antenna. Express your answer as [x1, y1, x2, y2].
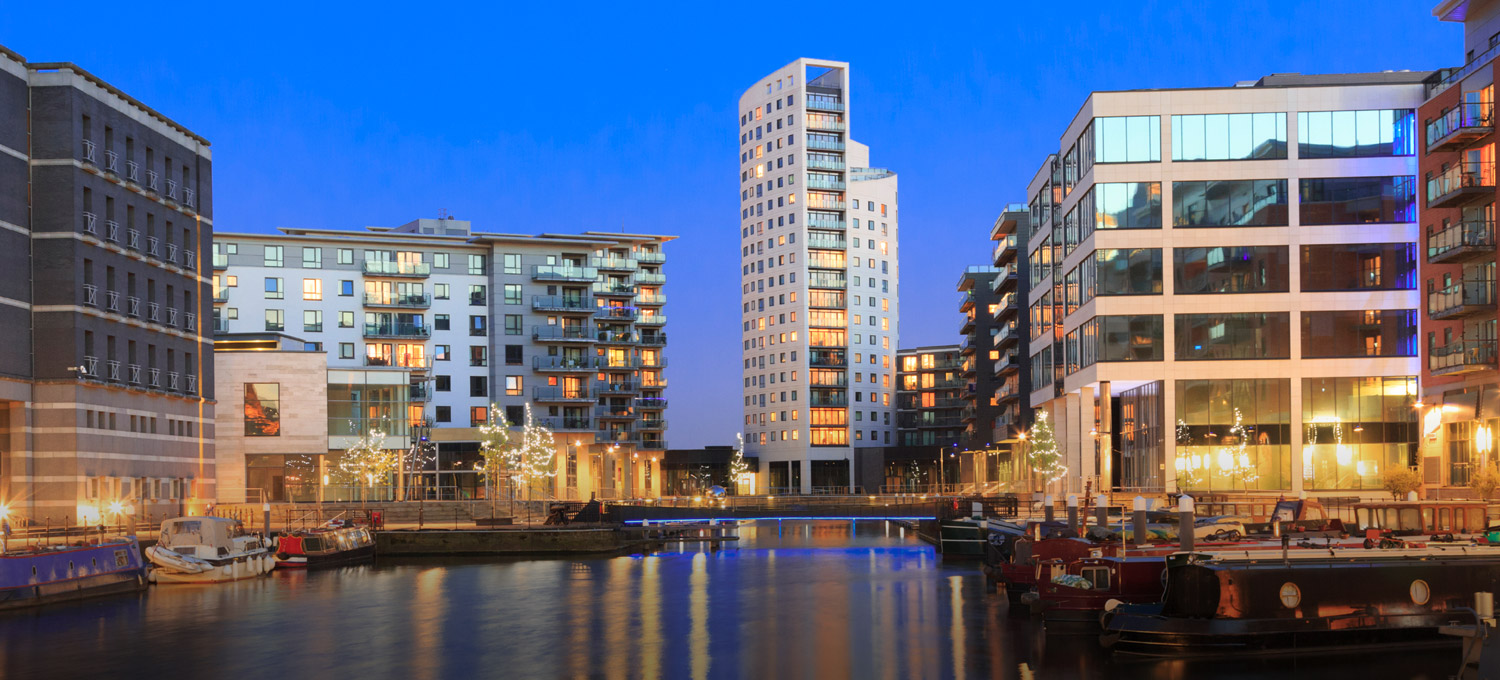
[438, 208, 449, 220]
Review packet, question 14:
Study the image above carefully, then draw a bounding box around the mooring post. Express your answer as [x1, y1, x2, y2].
[1043, 494, 1055, 523]
[1066, 494, 1079, 535]
[1094, 494, 1108, 529]
[1178, 495, 1195, 552]
[1132, 496, 1149, 549]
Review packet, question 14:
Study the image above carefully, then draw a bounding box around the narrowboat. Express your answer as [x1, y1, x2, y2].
[0, 537, 146, 610]
[1101, 546, 1500, 656]
[1353, 499, 1489, 538]
[274, 525, 376, 568]
[146, 516, 275, 583]
[1032, 554, 1167, 629]
[938, 518, 988, 559]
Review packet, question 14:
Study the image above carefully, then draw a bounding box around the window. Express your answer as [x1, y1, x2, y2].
[471, 316, 487, 336]
[264, 277, 283, 299]
[506, 345, 522, 365]
[340, 280, 353, 296]
[1301, 376, 1418, 490]
[435, 253, 449, 269]
[504, 314, 521, 335]
[435, 344, 450, 361]
[503, 253, 521, 275]
[263, 245, 284, 267]
[1089, 182, 1161, 230]
[302, 247, 321, 268]
[244, 383, 280, 436]
[1093, 115, 1161, 163]
[264, 309, 284, 332]
[1171, 113, 1287, 161]
[435, 375, 451, 392]
[1176, 378, 1291, 491]
[471, 285, 488, 305]
[1299, 244, 1416, 291]
[1172, 180, 1288, 227]
[471, 345, 488, 367]
[501, 283, 519, 305]
[505, 376, 522, 396]
[435, 283, 449, 300]
[1299, 177, 1417, 225]
[434, 314, 450, 331]
[1301, 310, 1417, 358]
[435, 406, 451, 423]
[1174, 246, 1289, 294]
[470, 376, 488, 397]
[470, 406, 488, 427]
[470, 254, 487, 275]
[1093, 315, 1164, 361]
[338, 342, 354, 359]
[1095, 249, 1162, 296]
[339, 311, 354, 328]
[302, 278, 322, 301]
[303, 310, 322, 332]
[506, 405, 524, 425]
[337, 248, 353, 265]
[1174, 313, 1291, 360]
[1298, 110, 1415, 158]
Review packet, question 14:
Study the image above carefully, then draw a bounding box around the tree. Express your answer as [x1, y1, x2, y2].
[473, 404, 513, 505]
[1381, 467, 1423, 500]
[730, 433, 750, 494]
[1173, 419, 1202, 492]
[514, 404, 558, 499]
[1029, 411, 1067, 485]
[1471, 465, 1500, 501]
[338, 420, 399, 501]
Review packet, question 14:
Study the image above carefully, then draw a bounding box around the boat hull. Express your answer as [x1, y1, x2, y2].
[275, 544, 376, 569]
[150, 552, 274, 583]
[0, 539, 147, 610]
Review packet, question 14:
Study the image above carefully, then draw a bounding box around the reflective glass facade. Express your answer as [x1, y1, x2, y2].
[1094, 248, 1162, 296]
[1175, 378, 1291, 491]
[1299, 243, 1418, 291]
[1174, 313, 1291, 360]
[1301, 310, 1418, 358]
[1302, 377, 1418, 490]
[1173, 246, 1289, 294]
[1171, 179, 1288, 227]
[1092, 116, 1161, 163]
[1171, 113, 1288, 161]
[1297, 110, 1415, 158]
[1298, 176, 1418, 225]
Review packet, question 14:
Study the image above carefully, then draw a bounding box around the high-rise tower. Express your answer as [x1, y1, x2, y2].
[738, 59, 899, 494]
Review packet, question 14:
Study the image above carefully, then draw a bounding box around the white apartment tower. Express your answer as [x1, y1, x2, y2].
[739, 59, 900, 493]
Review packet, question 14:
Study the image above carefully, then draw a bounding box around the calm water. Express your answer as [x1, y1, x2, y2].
[0, 520, 1457, 679]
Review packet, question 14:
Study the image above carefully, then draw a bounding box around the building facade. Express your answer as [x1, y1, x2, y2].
[214, 219, 670, 501]
[1026, 73, 1426, 498]
[738, 59, 900, 494]
[0, 46, 215, 525]
[213, 334, 329, 503]
[1418, 0, 1500, 495]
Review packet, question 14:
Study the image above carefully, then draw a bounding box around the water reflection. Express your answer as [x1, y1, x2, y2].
[0, 520, 1455, 679]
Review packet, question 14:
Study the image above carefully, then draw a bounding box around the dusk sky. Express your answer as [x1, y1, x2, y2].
[1, 2, 1460, 448]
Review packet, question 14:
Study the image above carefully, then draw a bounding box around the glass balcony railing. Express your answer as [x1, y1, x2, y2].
[807, 233, 846, 250]
[806, 176, 846, 191]
[592, 281, 635, 296]
[1429, 279, 1497, 319]
[1428, 219, 1496, 264]
[532, 265, 598, 282]
[1427, 161, 1494, 209]
[363, 293, 432, 308]
[362, 260, 431, 277]
[1430, 338, 1499, 376]
[807, 137, 845, 152]
[807, 213, 846, 230]
[590, 256, 638, 271]
[634, 272, 666, 285]
[635, 251, 666, 264]
[807, 155, 845, 172]
[362, 323, 430, 338]
[532, 295, 593, 312]
[1427, 102, 1494, 151]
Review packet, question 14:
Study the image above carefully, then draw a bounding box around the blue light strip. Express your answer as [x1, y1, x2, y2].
[623, 516, 929, 525]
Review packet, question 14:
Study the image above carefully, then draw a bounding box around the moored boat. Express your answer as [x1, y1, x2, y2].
[274, 525, 375, 569]
[0, 537, 147, 609]
[147, 516, 274, 583]
[939, 518, 987, 559]
[1101, 545, 1500, 656]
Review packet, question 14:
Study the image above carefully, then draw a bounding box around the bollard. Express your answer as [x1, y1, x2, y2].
[1132, 496, 1149, 548]
[1478, 592, 1495, 622]
[1043, 495, 1055, 523]
[1178, 495, 1195, 552]
[1066, 494, 1079, 535]
[263, 503, 271, 535]
[1094, 495, 1108, 529]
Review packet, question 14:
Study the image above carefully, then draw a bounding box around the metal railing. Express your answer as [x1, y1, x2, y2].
[364, 292, 432, 308]
[1428, 278, 1496, 317]
[1430, 338, 1499, 375]
[362, 260, 431, 277]
[1427, 161, 1493, 204]
[532, 265, 598, 281]
[1429, 219, 1495, 261]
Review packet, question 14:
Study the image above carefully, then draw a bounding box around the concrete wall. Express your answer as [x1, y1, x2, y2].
[213, 351, 328, 503]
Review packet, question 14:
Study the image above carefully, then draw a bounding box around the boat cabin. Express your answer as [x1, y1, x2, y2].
[1353, 500, 1489, 534]
[159, 517, 255, 559]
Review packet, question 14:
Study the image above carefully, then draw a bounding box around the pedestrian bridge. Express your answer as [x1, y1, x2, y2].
[608, 494, 1019, 523]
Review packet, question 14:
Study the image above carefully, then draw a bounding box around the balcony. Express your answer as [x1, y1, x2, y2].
[959, 334, 979, 355]
[532, 326, 593, 342]
[636, 293, 666, 306]
[806, 96, 843, 112]
[166, 243, 180, 265]
[596, 405, 635, 419]
[146, 236, 160, 258]
[634, 271, 666, 285]
[82, 284, 98, 308]
[1428, 219, 1495, 264]
[590, 256, 638, 271]
[806, 193, 846, 211]
[992, 234, 1017, 265]
[106, 220, 120, 244]
[807, 136, 845, 152]
[469, 292, 487, 307]
[535, 356, 601, 371]
[362, 323, 432, 339]
[364, 293, 433, 308]
[592, 281, 636, 297]
[993, 352, 1020, 376]
[125, 160, 140, 184]
[595, 307, 638, 322]
[1428, 102, 1494, 153]
[532, 265, 598, 282]
[995, 321, 1019, 348]
[410, 384, 432, 401]
[533, 386, 596, 402]
[107, 359, 122, 382]
[639, 418, 667, 430]
[639, 440, 667, 451]
[105, 290, 120, 313]
[595, 381, 640, 395]
[989, 264, 1017, 294]
[540, 416, 593, 431]
[533, 295, 594, 313]
[635, 397, 668, 410]
[639, 333, 667, 346]
[81, 212, 97, 236]
[809, 393, 848, 408]
[1427, 162, 1494, 210]
[1428, 279, 1496, 320]
[635, 315, 666, 326]
[362, 260, 431, 277]
[79, 355, 99, 380]
[640, 356, 667, 369]
[104, 150, 119, 174]
[81, 140, 97, 165]
[1431, 339, 1499, 376]
[212, 318, 229, 333]
[364, 356, 430, 369]
[596, 329, 636, 344]
[146, 170, 159, 194]
[213, 253, 229, 270]
[807, 213, 846, 230]
[636, 251, 666, 265]
[807, 176, 846, 191]
[807, 233, 846, 251]
[807, 155, 845, 172]
[166, 178, 178, 201]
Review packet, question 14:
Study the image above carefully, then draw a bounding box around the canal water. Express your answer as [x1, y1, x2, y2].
[0, 520, 1454, 679]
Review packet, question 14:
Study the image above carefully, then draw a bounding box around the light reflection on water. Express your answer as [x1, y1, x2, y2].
[0, 520, 1455, 679]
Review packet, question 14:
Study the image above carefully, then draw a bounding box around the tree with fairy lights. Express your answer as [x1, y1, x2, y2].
[730, 433, 750, 494]
[473, 404, 513, 509]
[1029, 410, 1067, 487]
[338, 419, 399, 502]
[515, 404, 558, 499]
[1174, 419, 1202, 491]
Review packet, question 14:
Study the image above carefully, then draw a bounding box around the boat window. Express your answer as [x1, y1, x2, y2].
[1423, 508, 1434, 531]
[1080, 566, 1111, 591]
[172, 521, 202, 534]
[1471, 509, 1487, 531]
[1356, 508, 1371, 529]
[1400, 509, 1420, 530]
[1440, 508, 1452, 531]
[1384, 508, 1400, 529]
[304, 537, 324, 552]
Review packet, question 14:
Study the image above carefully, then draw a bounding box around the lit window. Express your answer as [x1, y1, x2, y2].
[303, 278, 322, 301]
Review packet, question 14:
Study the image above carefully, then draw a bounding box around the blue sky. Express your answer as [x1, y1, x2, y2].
[0, 2, 1460, 447]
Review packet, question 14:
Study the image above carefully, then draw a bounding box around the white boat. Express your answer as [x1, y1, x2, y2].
[147, 516, 275, 583]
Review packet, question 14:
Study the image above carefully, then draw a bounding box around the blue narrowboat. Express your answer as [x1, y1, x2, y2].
[0, 537, 147, 610]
